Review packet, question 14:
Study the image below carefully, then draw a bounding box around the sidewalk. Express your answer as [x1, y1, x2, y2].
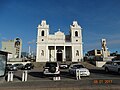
[1, 87, 120, 90]
[0, 79, 120, 90]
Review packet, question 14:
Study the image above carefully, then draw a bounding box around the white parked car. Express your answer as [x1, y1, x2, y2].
[69, 63, 90, 76]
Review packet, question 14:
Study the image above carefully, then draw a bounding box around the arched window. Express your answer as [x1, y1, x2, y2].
[75, 31, 78, 37]
[41, 30, 44, 36]
[15, 41, 20, 48]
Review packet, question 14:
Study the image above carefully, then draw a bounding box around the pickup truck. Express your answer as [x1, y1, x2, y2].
[103, 60, 120, 74]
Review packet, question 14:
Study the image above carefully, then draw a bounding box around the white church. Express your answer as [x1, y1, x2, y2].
[36, 20, 83, 62]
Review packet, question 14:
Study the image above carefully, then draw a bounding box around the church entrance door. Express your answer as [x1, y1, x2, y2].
[57, 49, 62, 62]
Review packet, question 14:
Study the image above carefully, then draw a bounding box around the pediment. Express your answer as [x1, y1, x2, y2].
[55, 31, 64, 36]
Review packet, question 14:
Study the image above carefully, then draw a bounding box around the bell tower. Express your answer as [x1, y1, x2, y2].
[70, 21, 82, 43]
[37, 20, 49, 43]
[70, 21, 83, 62]
[36, 20, 49, 62]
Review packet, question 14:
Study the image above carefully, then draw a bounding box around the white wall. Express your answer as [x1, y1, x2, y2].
[96, 61, 106, 67]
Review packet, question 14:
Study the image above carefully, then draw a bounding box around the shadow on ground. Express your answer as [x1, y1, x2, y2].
[28, 71, 76, 80]
[28, 72, 43, 78]
[5, 75, 22, 81]
[89, 68, 120, 76]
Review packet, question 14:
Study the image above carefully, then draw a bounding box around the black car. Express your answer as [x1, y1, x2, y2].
[43, 62, 60, 76]
[14, 63, 24, 70]
[6, 64, 18, 71]
[22, 63, 34, 70]
[6, 64, 12, 69]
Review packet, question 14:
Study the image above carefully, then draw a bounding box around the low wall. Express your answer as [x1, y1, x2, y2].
[8, 58, 23, 62]
[7, 61, 31, 65]
[96, 61, 106, 67]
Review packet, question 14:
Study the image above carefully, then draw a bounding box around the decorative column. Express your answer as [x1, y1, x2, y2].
[80, 44, 83, 62]
[49, 48, 51, 62]
[63, 46, 66, 62]
[46, 46, 49, 62]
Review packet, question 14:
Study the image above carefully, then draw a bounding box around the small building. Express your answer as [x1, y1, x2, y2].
[1, 38, 22, 59]
[85, 49, 103, 61]
[36, 20, 83, 62]
[86, 49, 110, 61]
[87, 49, 102, 56]
[85, 39, 114, 67]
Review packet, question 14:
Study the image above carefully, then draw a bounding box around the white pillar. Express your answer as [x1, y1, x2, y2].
[78, 70, 81, 79]
[54, 46, 56, 61]
[76, 69, 81, 80]
[53, 76, 61, 81]
[25, 71, 28, 81]
[46, 46, 49, 62]
[10, 72, 13, 81]
[7, 71, 14, 82]
[36, 45, 39, 62]
[72, 46, 74, 62]
[63, 46, 66, 62]
[22, 71, 25, 81]
[7, 72, 10, 82]
[22, 70, 28, 82]
[80, 44, 83, 61]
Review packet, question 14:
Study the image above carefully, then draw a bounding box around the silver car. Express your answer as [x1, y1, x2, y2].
[103, 60, 120, 74]
[69, 64, 90, 76]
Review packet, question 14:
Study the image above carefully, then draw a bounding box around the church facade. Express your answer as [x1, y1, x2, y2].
[36, 20, 83, 62]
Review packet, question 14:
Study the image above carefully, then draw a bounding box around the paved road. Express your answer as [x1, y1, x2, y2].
[11, 68, 119, 81]
[0, 80, 120, 90]
[0, 67, 120, 90]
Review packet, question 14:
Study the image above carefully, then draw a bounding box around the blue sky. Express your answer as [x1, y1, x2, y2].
[0, 0, 120, 54]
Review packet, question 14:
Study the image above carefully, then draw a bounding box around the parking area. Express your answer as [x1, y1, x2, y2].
[0, 62, 120, 90]
[4, 67, 120, 82]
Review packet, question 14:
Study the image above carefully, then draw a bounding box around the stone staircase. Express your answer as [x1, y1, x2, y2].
[33, 61, 98, 70]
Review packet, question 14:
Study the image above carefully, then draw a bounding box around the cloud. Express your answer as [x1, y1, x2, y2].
[28, 39, 36, 44]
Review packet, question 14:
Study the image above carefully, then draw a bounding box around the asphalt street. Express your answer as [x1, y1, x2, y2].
[0, 67, 120, 90]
